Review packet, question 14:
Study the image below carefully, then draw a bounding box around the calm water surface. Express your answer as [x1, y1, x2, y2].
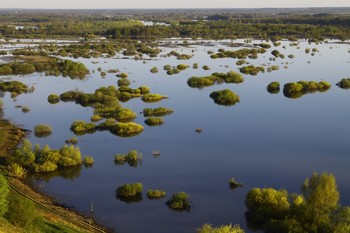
[1, 39, 350, 233]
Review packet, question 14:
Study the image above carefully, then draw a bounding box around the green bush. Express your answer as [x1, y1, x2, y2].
[166, 192, 191, 211]
[150, 67, 158, 73]
[336, 78, 350, 89]
[203, 65, 210, 70]
[0, 81, 29, 95]
[143, 107, 174, 117]
[210, 89, 240, 106]
[90, 115, 102, 122]
[283, 81, 331, 98]
[267, 82, 280, 94]
[83, 156, 95, 165]
[141, 94, 167, 103]
[193, 63, 199, 69]
[114, 150, 142, 166]
[197, 224, 245, 233]
[138, 86, 151, 94]
[117, 78, 131, 87]
[145, 117, 164, 126]
[34, 124, 52, 138]
[147, 189, 167, 199]
[229, 178, 243, 189]
[0, 174, 9, 216]
[177, 64, 189, 70]
[110, 122, 144, 136]
[100, 71, 107, 77]
[163, 64, 172, 71]
[7, 163, 27, 179]
[239, 65, 265, 75]
[115, 108, 136, 122]
[117, 73, 128, 78]
[116, 183, 143, 197]
[70, 120, 96, 134]
[47, 94, 60, 104]
[0, 98, 3, 109]
[65, 137, 78, 144]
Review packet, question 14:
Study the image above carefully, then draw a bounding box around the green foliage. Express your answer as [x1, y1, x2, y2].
[193, 63, 199, 69]
[336, 78, 350, 89]
[138, 86, 151, 94]
[117, 73, 128, 78]
[145, 117, 164, 126]
[100, 71, 107, 77]
[109, 122, 144, 136]
[90, 115, 102, 122]
[146, 190, 167, 199]
[141, 94, 167, 103]
[229, 178, 243, 189]
[203, 65, 210, 70]
[239, 65, 265, 75]
[0, 99, 3, 109]
[209, 89, 240, 106]
[177, 64, 189, 70]
[9, 139, 89, 173]
[34, 124, 52, 137]
[150, 67, 158, 73]
[7, 163, 27, 178]
[116, 183, 143, 197]
[283, 81, 331, 98]
[267, 82, 280, 94]
[117, 78, 131, 87]
[0, 81, 29, 95]
[0, 174, 9, 217]
[114, 150, 142, 167]
[166, 192, 191, 211]
[245, 172, 348, 233]
[187, 71, 243, 88]
[47, 94, 60, 104]
[143, 107, 174, 117]
[70, 120, 96, 134]
[83, 156, 94, 165]
[197, 224, 245, 233]
[271, 50, 280, 58]
[210, 48, 266, 59]
[5, 193, 41, 230]
[65, 137, 78, 144]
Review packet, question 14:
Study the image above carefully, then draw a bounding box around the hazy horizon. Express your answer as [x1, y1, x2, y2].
[1, 0, 350, 9]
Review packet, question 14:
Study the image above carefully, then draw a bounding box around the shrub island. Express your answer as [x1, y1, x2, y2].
[142, 107, 174, 117]
[34, 124, 52, 138]
[209, 89, 240, 106]
[187, 71, 243, 88]
[147, 189, 167, 199]
[166, 192, 191, 211]
[283, 80, 331, 98]
[267, 81, 280, 94]
[336, 78, 350, 89]
[145, 117, 164, 126]
[114, 150, 142, 166]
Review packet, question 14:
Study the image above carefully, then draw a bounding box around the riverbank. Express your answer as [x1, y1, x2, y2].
[0, 119, 108, 233]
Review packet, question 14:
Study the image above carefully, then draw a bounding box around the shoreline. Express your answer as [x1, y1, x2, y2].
[0, 119, 109, 233]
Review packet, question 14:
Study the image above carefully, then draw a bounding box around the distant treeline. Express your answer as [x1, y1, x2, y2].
[0, 11, 350, 40]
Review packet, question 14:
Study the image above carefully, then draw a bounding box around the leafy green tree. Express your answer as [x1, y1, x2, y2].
[301, 172, 340, 232]
[197, 224, 245, 233]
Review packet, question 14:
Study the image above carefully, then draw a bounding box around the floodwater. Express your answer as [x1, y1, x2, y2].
[1, 39, 350, 233]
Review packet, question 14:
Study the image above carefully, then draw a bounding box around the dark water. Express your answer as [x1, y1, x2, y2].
[1, 39, 350, 233]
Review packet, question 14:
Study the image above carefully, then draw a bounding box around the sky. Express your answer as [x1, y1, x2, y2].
[1, 0, 350, 9]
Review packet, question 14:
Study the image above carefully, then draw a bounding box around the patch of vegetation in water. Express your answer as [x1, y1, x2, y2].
[267, 82, 280, 94]
[283, 81, 331, 99]
[166, 192, 191, 211]
[114, 150, 142, 167]
[187, 71, 243, 88]
[34, 124, 53, 138]
[336, 78, 350, 89]
[210, 48, 266, 59]
[167, 51, 192, 60]
[7, 139, 92, 173]
[209, 89, 240, 106]
[229, 178, 243, 189]
[141, 94, 167, 103]
[147, 190, 167, 199]
[245, 172, 348, 233]
[145, 117, 164, 126]
[116, 183, 143, 203]
[239, 65, 265, 75]
[0, 81, 30, 97]
[142, 107, 174, 117]
[47, 94, 60, 104]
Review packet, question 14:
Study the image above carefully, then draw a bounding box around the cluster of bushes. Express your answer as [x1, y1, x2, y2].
[229, 178, 243, 189]
[197, 224, 245, 233]
[116, 183, 143, 203]
[245, 172, 349, 233]
[267, 81, 280, 94]
[114, 150, 142, 167]
[146, 190, 167, 199]
[143, 107, 174, 117]
[150, 67, 158, 73]
[166, 192, 191, 211]
[47, 94, 60, 104]
[210, 48, 266, 59]
[0, 81, 30, 96]
[336, 78, 350, 89]
[283, 81, 331, 98]
[71, 119, 144, 137]
[239, 65, 265, 75]
[209, 89, 240, 106]
[34, 124, 52, 138]
[145, 117, 164, 126]
[8, 139, 92, 173]
[187, 71, 244, 88]
[0, 58, 89, 79]
[141, 94, 167, 103]
[167, 51, 192, 60]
